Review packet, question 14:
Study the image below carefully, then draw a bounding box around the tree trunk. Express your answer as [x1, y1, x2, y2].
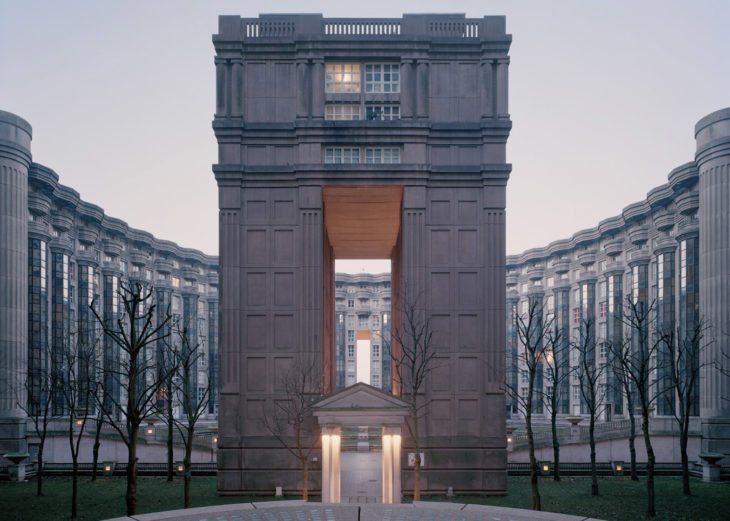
[302, 458, 309, 501]
[91, 418, 102, 481]
[589, 411, 598, 496]
[680, 410, 691, 496]
[36, 443, 44, 496]
[412, 408, 421, 501]
[167, 405, 174, 482]
[72, 457, 78, 519]
[627, 393, 638, 481]
[184, 441, 192, 508]
[642, 409, 656, 518]
[551, 407, 560, 481]
[126, 429, 138, 516]
[526, 396, 540, 510]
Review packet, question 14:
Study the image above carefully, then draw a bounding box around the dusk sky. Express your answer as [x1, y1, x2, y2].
[2, 1, 729, 273]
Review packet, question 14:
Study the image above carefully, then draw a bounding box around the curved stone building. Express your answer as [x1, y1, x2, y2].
[506, 108, 730, 470]
[0, 110, 219, 457]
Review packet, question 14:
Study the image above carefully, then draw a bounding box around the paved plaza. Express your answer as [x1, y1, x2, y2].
[104, 500, 605, 521]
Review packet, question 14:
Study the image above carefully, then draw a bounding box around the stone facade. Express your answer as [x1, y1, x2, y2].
[214, 14, 512, 496]
[505, 108, 730, 468]
[0, 110, 219, 458]
[334, 273, 392, 392]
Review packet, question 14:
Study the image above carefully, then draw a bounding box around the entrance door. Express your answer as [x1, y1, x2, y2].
[340, 426, 382, 503]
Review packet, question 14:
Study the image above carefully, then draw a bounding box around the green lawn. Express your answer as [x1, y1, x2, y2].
[2, 475, 728, 521]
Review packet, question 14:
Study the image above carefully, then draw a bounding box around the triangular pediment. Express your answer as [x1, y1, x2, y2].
[313, 382, 409, 411]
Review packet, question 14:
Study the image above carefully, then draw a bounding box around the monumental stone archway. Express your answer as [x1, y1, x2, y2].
[213, 13, 512, 497]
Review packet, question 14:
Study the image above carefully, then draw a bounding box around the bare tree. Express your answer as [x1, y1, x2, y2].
[170, 319, 209, 508]
[89, 388, 104, 482]
[263, 356, 322, 500]
[91, 282, 172, 516]
[573, 318, 606, 496]
[504, 298, 551, 511]
[609, 297, 664, 518]
[390, 291, 437, 502]
[542, 325, 571, 481]
[18, 367, 57, 496]
[607, 339, 639, 480]
[59, 337, 96, 519]
[154, 331, 177, 483]
[659, 321, 710, 496]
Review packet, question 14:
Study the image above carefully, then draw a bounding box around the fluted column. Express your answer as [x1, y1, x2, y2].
[695, 107, 730, 461]
[0, 110, 32, 453]
[495, 58, 509, 119]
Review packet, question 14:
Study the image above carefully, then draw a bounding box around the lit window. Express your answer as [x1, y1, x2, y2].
[599, 301, 607, 318]
[172, 277, 180, 288]
[366, 104, 400, 120]
[325, 63, 360, 93]
[325, 104, 361, 121]
[365, 148, 400, 164]
[365, 64, 400, 93]
[325, 147, 360, 164]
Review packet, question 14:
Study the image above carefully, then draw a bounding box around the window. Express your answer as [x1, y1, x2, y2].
[546, 295, 555, 311]
[358, 315, 368, 328]
[347, 360, 355, 371]
[547, 277, 554, 288]
[372, 315, 380, 327]
[172, 295, 181, 312]
[325, 63, 360, 93]
[347, 345, 355, 357]
[365, 148, 400, 164]
[120, 261, 128, 273]
[131, 265, 140, 273]
[521, 283, 528, 293]
[104, 255, 112, 263]
[371, 374, 380, 387]
[347, 315, 355, 327]
[372, 345, 380, 358]
[366, 104, 400, 120]
[347, 375, 356, 385]
[559, 272, 569, 280]
[521, 300, 528, 314]
[573, 288, 581, 303]
[573, 385, 581, 401]
[573, 307, 580, 324]
[325, 104, 360, 120]
[145, 269, 152, 281]
[348, 299, 354, 308]
[598, 281, 607, 298]
[198, 283, 205, 293]
[347, 330, 355, 342]
[365, 63, 400, 93]
[383, 313, 388, 324]
[599, 301, 607, 318]
[573, 269, 580, 281]
[172, 276, 180, 288]
[338, 314, 344, 324]
[599, 322, 607, 342]
[520, 369, 528, 384]
[599, 260, 607, 272]
[325, 147, 360, 164]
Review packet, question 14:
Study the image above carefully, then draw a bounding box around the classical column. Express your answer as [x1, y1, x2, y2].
[321, 425, 341, 503]
[495, 58, 509, 119]
[480, 59, 494, 119]
[311, 59, 325, 119]
[215, 58, 227, 116]
[415, 60, 429, 119]
[381, 429, 393, 503]
[296, 59, 311, 119]
[231, 59, 243, 117]
[0, 111, 32, 454]
[695, 107, 730, 463]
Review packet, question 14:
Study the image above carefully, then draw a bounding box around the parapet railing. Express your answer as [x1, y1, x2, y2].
[240, 17, 484, 39]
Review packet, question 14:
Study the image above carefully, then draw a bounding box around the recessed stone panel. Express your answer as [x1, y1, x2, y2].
[458, 356, 479, 391]
[246, 314, 267, 350]
[246, 230, 267, 265]
[430, 229, 450, 265]
[458, 200, 477, 224]
[246, 200, 267, 223]
[430, 314, 451, 351]
[273, 229, 294, 265]
[273, 199, 296, 224]
[458, 271, 479, 306]
[247, 272, 266, 306]
[273, 314, 295, 350]
[430, 272, 450, 309]
[458, 314, 479, 351]
[457, 230, 478, 265]
[457, 399, 479, 436]
[429, 357, 451, 392]
[246, 357, 266, 391]
[430, 200, 450, 224]
[273, 356, 293, 391]
[274, 272, 294, 306]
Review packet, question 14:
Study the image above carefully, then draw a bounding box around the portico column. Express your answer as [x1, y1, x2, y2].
[321, 425, 341, 503]
[382, 425, 402, 504]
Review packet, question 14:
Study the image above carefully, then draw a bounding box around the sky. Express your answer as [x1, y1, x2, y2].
[2, 1, 729, 273]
